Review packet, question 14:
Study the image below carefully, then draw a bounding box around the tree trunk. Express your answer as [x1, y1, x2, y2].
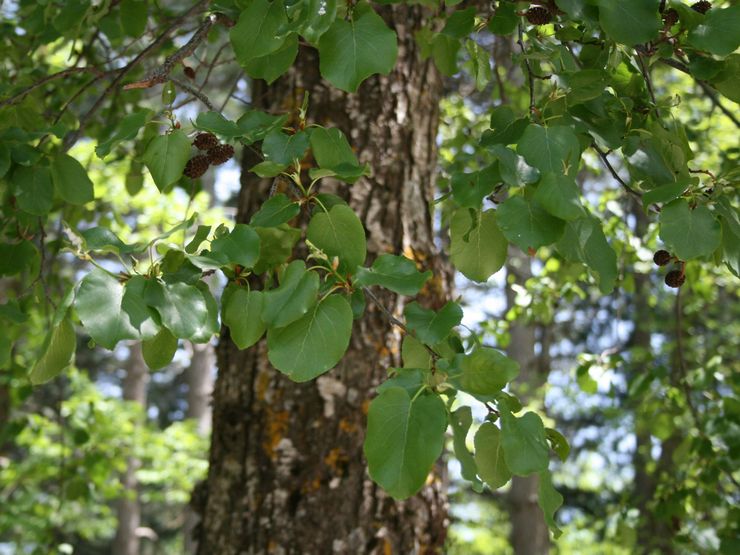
[113, 343, 148, 555]
[197, 7, 450, 555]
[505, 251, 550, 555]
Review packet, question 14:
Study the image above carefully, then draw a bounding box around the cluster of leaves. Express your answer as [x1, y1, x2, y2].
[1, 0, 738, 540]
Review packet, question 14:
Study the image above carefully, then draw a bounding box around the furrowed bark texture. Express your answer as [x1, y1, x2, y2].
[198, 8, 450, 555]
[505, 252, 550, 555]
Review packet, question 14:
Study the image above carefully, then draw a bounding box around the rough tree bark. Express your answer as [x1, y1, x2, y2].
[505, 251, 550, 555]
[197, 7, 451, 555]
[113, 344, 148, 555]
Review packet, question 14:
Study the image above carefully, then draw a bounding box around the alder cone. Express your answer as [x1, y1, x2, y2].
[526, 6, 553, 25]
[665, 270, 686, 288]
[663, 8, 679, 26]
[653, 250, 672, 266]
[207, 144, 235, 165]
[193, 132, 219, 150]
[691, 1, 711, 14]
[184, 155, 210, 179]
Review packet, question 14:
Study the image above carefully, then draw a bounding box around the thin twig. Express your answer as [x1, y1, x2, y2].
[171, 77, 215, 109]
[0, 67, 105, 108]
[62, 0, 213, 151]
[517, 24, 536, 117]
[592, 144, 642, 198]
[636, 52, 660, 118]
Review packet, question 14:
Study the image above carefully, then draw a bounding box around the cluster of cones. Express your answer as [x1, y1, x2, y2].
[183, 132, 235, 179]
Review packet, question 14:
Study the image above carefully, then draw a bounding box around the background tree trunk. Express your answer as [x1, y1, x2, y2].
[113, 344, 148, 555]
[505, 251, 550, 555]
[197, 7, 451, 555]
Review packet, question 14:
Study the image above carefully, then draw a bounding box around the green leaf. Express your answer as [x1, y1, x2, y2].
[29, 317, 76, 385]
[712, 54, 740, 103]
[195, 112, 243, 138]
[377, 368, 425, 396]
[441, 7, 476, 38]
[230, 0, 288, 66]
[185, 225, 211, 254]
[488, 1, 518, 35]
[50, 153, 94, 204]
[241, 33, 298, 84]
[0, 143, 11, 178]
[401, 335, 432, 369]
[262, 260, 319, 328]
[142, 328, 178, 370]
[534, 173, 585, 221]
[404, 301, 463, 345]
[309, 127, 366, 183]
[307, 204, 366, 272]
[250, 194, 301, 227]
[80, 227, 137, 254]
[144, 280, 215, 341]
[76, 269, 157, 349]
[596, 0, 660, 45]
[449, 208, 507, 283]
[474, 422, 512, 489]
[688, 6, 740, 57]
[538, 469, 564, 538]
[142, 130, 191, 191]
[364, 387, 447, 499]
[488, 145, 540, 186]
[262, 129, 310, 166]
[450, 166, 499, 208]
[353, 254, 431, 296]
[430, 33, 460, 76]
[496, 196, 565, 251]
[253, 225, 301, 273]
[450, 406, 483, 490]
[480, 106, 529, 146]
[659, 199, 721, 260]
[120, 0, 147, 37]
[642, 179, 690, 208]
[210, 224, 261, 268]
[556, 217, 617, 294]
[517, 124, 581, 176]
[12, 165, 53, 215]
[459, 347, 520, 396]
[267, 294, 353, 382]
[318, 4, 398, 92]
[95, 109, 151, 158]
[501, 410, 550, 476]
[0, 241, 38, 277]
[222, 286, 266, 350]
[546, 428, 570, 462]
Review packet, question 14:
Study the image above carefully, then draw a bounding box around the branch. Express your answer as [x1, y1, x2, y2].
[658, 57, 740, 129]
[635, 52, 660, 118]
[62, 0, 213, 151]
[0, 67, 106, 108]
[170, 77, 214, 110]
[592, 144, 642, 198]
[517, 24, 536, 117]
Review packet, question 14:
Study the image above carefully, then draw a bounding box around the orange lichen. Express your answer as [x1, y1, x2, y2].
[383, 537, 393, 555]
[262, 410, 290, 459]
[324, 448, 349, 473]
[362, 399, 371, 415]
[338, 419, 358, 434]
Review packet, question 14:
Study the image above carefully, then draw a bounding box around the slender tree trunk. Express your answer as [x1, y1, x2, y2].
[505, 251, 550, 555]
[197, 7, 451, 554]
[113, 343, 148, 555]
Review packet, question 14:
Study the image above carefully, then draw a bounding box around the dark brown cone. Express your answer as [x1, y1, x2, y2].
[653, 250, 672, 266]
[526, 6, 553, 25]
[184, 66, 196, 80]
[691, 1, 712, 14]
[207, 144, 235, 165]
[663, 8, 679, 27]
[184, 155, 210, 179]
[665, 270, 686, 288]
[193, 132, 219, 151]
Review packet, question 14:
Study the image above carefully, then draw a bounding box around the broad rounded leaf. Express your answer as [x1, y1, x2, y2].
[210, 224, 261, 268]
[538, 470, 564, 538]
[404, 301, 463, 345]
[12, 165, 53, 216]
[307, 204, 366, 272]
[250, 193, 301, 228]
[450, 208, 507, 283]
[222, 287, 266, 350]
[659, 199, 721, 260]
[688, 6, 740, 57]
[29, 317, 75, 385]
[318, 5, 398, 92]
[262, 260, 319, 328]
[517, 124, 581, 176]
[480, 106, 528, 146]
[267, 294, 352, 382]
[95, 109, 151, 158]
[353, 254, 431, 296]
[501, 410, 550, 476]
[556, 217, 617, 294]
[50, 153, 94, 204]
[474, 422, 512, 489]
[596, 0, 660, 45]
[142, 328, 178, 370]
[364, 387, 447, 499]
[230, 0, 287, 66]
[459, 347, 520, 396]
[450, 406, 482, 490]
[309, 127, 365, 183]
[144, 280, 214, 341]
[241, 34, 298, 84]
[496, 196, 565, 251]
[534, 173, 585, 221]
[142, 130, 191, 191]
